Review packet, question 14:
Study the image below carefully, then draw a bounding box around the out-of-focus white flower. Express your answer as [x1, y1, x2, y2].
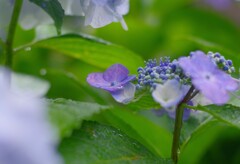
[80, 0, 129, 30]
[59, 0, 84, 16]
[0, 68, 62, 164]
[152, 79, 190, 109]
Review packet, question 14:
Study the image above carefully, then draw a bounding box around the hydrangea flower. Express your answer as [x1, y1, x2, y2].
[87, 64, 136, 103]
[152, 79, 190, 109]
[80, 0, 129, 30]
[0, 68, 62, 164]
[137, 57, 189, 90]
[179, 51, 239, 105]
[207, 51, 235, 73]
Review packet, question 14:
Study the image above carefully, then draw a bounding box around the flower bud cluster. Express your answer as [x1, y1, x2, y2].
[137, 57, 190, 90]
[207, 52, 235, 73]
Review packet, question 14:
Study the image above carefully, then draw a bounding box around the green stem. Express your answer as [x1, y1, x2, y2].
[5, 0, 23, 68]
[171, 86, 195, 163]
[171, 104, 184, 163]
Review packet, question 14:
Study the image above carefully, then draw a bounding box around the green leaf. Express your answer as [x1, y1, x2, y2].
[59, 121, 173, 164]
[140, 109, 211, 145]
[179, 120, 229, 164]
[127, 91, 161, 111]
[29, 0, 64, 34]
[229, 90, 240, 108]
[31, 34, 144, 73]
[48, 98, 110, 138]
[197, 104, 240, 129]
[99, 108, 172, 158]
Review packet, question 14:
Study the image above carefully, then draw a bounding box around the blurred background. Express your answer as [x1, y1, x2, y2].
[2, 0, 240, 163]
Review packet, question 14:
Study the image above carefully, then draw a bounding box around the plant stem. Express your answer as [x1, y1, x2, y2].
[171, 86, 195, 163]
[171, 104, 184, 163]
[5, 0, 23, 68]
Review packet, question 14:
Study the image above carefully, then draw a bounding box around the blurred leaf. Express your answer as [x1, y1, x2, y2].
[99, 108, 172, 158]
[229, 90, 240, 107]
[29, 0, 64, 34]
[197, 104, 240, 129]
[48, 98, 110, 138]
[127, 91, 161, 111]
[59, 121, 173, 164]
[179, 120, 229, 164]
[31, 34, 144, 73]
[159, 7, 240, 67]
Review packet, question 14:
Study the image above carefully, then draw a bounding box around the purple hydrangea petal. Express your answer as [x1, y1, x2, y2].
[110, 83, 136, 104]
[120, 75, 136, 85]
[103, 64, 129, 82]
[87, 64, 135, 101]
[179, 51, 239, 105]
[87, 72, 109, 88]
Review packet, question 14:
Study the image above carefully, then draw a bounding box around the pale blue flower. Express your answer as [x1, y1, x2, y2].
[87, 64, 136, 103]
[80, 0, 129, 30]
[179, 51, 239, 105]
[152, 79, 190, 109]
[0, 68, 62, 164]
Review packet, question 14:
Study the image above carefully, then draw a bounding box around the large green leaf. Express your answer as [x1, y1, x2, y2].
[179, 120, 229, 164]
[29, 0, 64, 34]
[99, 108, 172, 158]
[48, 98, 110, 138]
[140, 109, 211, 145]
[59, 121, 173, 164]
[31, 34, 144, 73]
[197, 104, 240, 129]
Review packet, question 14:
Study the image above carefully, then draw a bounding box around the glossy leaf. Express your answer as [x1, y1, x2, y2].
[31, 34, 144, 73]
[99, 108, 172, 158]
[179, 120, 229, 164]
[59, 121, 173, 164]
[197, 104, 240, 129]
[48, 98, 110, 138]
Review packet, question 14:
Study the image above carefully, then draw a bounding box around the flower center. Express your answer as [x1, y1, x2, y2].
[110, 82, 117, 86]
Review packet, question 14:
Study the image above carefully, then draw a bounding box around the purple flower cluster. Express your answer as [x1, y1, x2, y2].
[87, 64, 136, 103]
[179, 51, 238, 105]
[207, 51, 235, 73]
[87, 50, 239, 121]
[137, 57, 189, 90]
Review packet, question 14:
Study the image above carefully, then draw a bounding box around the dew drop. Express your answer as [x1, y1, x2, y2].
[24, 47, 31, 51]
[40, 69, 47, 76]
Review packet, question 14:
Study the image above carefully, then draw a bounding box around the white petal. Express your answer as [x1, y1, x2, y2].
[59, 0, 84, 16]
[19, 0, 52, 30]
[111, 83, 136, 104]
[84, 3, 115, 28]
[114, 0, 129, 15]
[192, 93, 213, 106]
[152, 79, 190, 108]
[0, 68, 62, 164]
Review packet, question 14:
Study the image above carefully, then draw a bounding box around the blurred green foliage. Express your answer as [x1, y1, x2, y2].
[6, 0, 240, 163]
